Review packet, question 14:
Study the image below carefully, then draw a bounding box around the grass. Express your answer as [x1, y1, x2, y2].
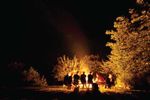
[0, 85, 150, 100]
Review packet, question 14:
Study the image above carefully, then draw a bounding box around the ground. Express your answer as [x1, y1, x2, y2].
[0, 85, 150, 100]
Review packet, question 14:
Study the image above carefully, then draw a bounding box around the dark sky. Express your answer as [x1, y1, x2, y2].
[2, 0, 135, 74]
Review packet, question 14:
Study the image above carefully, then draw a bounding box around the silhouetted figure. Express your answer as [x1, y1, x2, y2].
[88, 72, 93, 84]
[105, 74, 111, 88]
[88, 72, 93, 88]
[67, 73, 72, 89]
[64, 73, 69, 86]
[109, 74, 115, 87]
[64, 73, 72, 89]
[81, 72, 86, 88]
[73, 72, 80, 87]
[92, 83, 100, 93]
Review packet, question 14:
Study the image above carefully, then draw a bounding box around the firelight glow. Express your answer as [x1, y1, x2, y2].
[48, 8, 89, 58]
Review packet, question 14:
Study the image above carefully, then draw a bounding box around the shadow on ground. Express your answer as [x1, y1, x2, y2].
[0, 86, 150, 100]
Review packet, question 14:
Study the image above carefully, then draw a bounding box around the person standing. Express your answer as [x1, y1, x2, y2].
[88, 72, 93, 88]
[105, 74, 111, 88]
[64, 73, 69, 86]
[67, 73, 72, 89]
[73, 71, 80, 87]
[81, 72, 86, 88]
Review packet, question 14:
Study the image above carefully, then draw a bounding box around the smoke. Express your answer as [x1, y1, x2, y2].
[48, 7, 89, 58]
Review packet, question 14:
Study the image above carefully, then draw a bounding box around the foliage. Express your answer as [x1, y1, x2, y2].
[1, 61, 25, 86]
[104, 1, 150, 89]
[53, 55, 106, 81]
[23, 67, 48, 87]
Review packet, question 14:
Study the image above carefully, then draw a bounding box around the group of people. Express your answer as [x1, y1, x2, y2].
[64, 71, 115, 89]
[64, 71, 94, 89]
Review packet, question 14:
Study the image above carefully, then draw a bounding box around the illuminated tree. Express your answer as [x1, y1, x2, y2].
[23, 67, 48, 87]
[53, 55, 105, 81]
[83, 55, 107, 75]
[104, 1, 150, 89]
[53, 55, 80, 81]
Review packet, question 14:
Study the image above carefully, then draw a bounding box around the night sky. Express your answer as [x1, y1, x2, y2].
[2, 0, 135, 75]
